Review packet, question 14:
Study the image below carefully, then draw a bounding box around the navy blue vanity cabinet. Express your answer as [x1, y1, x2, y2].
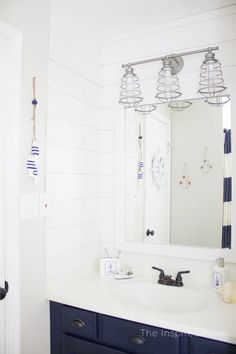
[189, 336, 236, 354]
[50, 301, 236, 354]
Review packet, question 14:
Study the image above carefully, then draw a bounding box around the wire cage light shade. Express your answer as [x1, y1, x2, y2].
[119, 65, 143, 107]
[155, 58, 182, 103]
[135, 104, 157, 115]
[199, 50, 226, 98]
[168, 100, 192, 112]
[205, 95, 230, 107]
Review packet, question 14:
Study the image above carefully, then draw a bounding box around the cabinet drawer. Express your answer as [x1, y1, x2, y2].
[62, 305, 97, 340]
[102, 315, 180, 354]
[62, 334, 129, 354]
[190, 337, 236, 354]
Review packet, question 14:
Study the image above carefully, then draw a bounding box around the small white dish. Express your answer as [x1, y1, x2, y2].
[113, 272, 134, 280]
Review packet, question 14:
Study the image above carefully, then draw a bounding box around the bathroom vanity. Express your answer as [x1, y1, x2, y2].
[47, 277, 236, 354]
[50, 301, 236, 354]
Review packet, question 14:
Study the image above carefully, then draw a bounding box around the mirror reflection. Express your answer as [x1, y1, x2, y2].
[125, 97, 231, 248]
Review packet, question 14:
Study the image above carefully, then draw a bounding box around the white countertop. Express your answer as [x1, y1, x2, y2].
[46, 276, 236, 345]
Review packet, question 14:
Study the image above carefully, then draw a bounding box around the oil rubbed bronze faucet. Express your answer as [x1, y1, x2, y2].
[152, 267, 190, 287]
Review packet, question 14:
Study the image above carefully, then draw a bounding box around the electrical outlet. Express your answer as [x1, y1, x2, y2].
[39, 194, 52, 218]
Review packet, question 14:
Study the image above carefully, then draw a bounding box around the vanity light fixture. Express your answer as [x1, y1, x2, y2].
[119, 64, 143, 107]
[199, 49, 226, 98]
[205, 95, 230, 107]
[155, 57, 182, 102]
[135, 104, 156, 115]
[168, 100, 192, 112]
[119, 46, 230, 113]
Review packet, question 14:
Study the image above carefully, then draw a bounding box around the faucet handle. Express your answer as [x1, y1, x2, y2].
[152, 266, 165, 280]
[175, 270, 190, 287]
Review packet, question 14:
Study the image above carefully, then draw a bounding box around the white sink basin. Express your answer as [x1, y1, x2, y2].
[111, 282, 210, 314]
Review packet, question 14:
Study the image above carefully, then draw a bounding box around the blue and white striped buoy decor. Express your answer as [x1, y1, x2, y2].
[26, 77, 40, 183]
[26, 140, 40, 183]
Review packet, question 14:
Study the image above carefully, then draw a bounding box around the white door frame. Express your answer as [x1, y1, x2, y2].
[0, 20, 22, 354]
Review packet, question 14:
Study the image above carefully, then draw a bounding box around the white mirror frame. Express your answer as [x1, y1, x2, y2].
[114, 85, 236, 263]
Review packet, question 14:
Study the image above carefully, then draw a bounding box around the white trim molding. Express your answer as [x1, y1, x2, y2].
[0, 19, 22, 354]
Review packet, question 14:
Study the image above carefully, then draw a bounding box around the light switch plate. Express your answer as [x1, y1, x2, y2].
[20, 194, 39, 219]
[39, 194, 52, 218]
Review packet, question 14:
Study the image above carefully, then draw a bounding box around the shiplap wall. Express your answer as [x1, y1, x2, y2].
[46, 4, 236, 279]
[46, 4, 114, 277]
[101, 5, 236, 257]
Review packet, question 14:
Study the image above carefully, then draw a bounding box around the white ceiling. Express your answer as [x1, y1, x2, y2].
[54, 0, 236, 37]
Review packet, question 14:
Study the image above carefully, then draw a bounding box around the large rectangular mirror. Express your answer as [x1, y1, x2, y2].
[125, 97, 231, 249]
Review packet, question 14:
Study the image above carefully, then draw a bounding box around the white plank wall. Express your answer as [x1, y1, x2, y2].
[101, 5, 236, 247]
[46, 3, 114, 277]
[46, 3, 236, 276]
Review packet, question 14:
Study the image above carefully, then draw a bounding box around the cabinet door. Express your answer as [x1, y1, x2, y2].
[63, 305, 97, 340]
[62, 334, 129, 354]
[189, 337, 236, 354]
[102, 315, 180, 354]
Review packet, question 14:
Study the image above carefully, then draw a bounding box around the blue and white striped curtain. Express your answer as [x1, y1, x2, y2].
[222, 129, 232, 249]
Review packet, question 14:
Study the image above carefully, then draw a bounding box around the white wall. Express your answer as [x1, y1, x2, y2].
[46, 3, 113, 278]
[0, 1, 50, 354]
[101, 5, 236, 277]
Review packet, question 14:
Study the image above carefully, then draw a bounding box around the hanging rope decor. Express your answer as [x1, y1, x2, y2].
[26, 77, 40, 183]
[179, 163, 191, 188]
[200, 146, 213, 172]
[137, 123, 144, 180]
